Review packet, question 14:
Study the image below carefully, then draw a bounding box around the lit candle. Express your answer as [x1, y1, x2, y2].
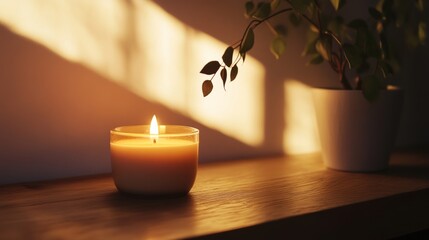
[110, 115, 199, 195]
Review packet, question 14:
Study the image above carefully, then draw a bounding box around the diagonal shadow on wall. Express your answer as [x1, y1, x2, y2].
[0, 25, 276, 185]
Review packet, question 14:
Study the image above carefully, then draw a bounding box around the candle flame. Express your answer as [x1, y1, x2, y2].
[150, 115, 159, 135]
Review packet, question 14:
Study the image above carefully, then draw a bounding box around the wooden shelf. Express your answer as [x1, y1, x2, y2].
[1, 151, 429, 239]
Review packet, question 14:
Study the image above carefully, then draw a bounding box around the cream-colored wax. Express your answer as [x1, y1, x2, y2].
[110, 138, 198, 195]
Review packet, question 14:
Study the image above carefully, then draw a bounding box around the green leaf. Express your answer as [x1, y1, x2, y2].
[245, 1, 255, 18]
[330, 0, 340, 11]
[327, 16, 345, 36]
[240, 28, 255, 54]
[241, 52, 247, 62]
[302, 38, 317, 56]
[343, 43, 363, 68]
[274, 24, 288, 36]
[364, 30, 381, 58]
[357, 61, 370, 74]
[302, 31, 318, 56]
[200, 61, 221, 75]
[202, 80, 213, 97]
[289, 12, 302, 26]
[355, 28, 367, 50]
[418, 22, 426, 45]
[315, 36, 331, 61]
[383, 61, 394, 74]
[315, 41, 328, 60]
[362, 75, 381, 101]
[222, 47, 234, 67]
[310, 24, 320, 33]
[349, 22, 380, 59]
[288, 0, 313, 13]
[368, 7, 383, 21]
[270, 0, 281, 11]
[270, 36, 286, 59]
[253, 2, 271, 20]
[231, 65, 238, 81]
[221, 68, 227, 90]
[308, 54, 324, 65]
[330, 0, 346, 11]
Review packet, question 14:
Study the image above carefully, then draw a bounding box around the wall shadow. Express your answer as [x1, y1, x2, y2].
[0, 24, 274, 185]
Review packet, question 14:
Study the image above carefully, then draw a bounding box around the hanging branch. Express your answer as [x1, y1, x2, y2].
[199, 2, 354, 97]
[199, 0, 427, 100]
[200, 7, 295, 97]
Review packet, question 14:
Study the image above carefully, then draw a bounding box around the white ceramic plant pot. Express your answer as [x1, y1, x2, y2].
[312, 88, 403, 172]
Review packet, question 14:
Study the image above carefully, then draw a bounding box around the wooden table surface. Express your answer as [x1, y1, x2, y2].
[1, 151, 429, 239]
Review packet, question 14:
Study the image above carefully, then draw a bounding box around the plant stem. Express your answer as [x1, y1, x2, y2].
[254, 8, 294, 28]
[230, 8, 295, 64]
[325, 30, 351, 68]
[233, 5, 353, 89]
[235, 8, 294, 50]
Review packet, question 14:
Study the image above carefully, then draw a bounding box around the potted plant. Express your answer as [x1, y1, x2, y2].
[199, 0, 427, 172]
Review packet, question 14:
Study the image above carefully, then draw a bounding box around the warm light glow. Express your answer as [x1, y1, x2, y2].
[0, 0, 265, 147]
[283, 80, 320, 154]
[150, 115, 159, 135]
[133, 1, 265, 146]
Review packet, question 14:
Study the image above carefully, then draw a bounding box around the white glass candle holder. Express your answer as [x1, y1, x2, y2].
[110, 125, 199, 196]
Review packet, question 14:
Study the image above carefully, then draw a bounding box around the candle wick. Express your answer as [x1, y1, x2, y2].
[153, 139, 156, 144]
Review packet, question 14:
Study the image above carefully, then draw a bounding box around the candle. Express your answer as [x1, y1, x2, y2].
[110, 115, 199, 195]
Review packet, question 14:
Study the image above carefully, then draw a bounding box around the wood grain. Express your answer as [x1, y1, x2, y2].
[0, 151, 428, 239]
